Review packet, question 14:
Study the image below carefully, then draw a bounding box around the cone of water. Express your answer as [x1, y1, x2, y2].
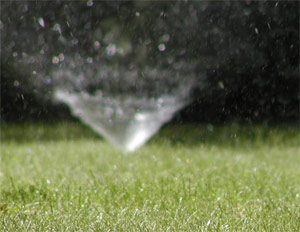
[54, 84, 191, 152]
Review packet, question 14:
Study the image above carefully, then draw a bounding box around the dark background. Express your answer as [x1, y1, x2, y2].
[1, 1, 299, 124]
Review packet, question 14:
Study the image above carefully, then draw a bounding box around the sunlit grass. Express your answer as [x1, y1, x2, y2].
[1, 122, 299, 231]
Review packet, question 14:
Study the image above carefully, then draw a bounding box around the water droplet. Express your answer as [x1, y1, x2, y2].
[87, 0, 93, 7]
[207, 124, 214, 132]
[14, 80, 20, 87]
[86, 57, 93, 64]
[160, 11, 166, 17]
[161, 34, 170, 42]
[38, 17, 45, 27]
[52, 56, 59, 64]
[44, 78, 51, 84]
[218, 81, 224, 89]
[254, 27, 259, 34]
[158, 43, 166, 51]
[206, 220, 211, 227]
[59, 53, 64, 61]
[52, 23, 62, 34]
[117, 48, 124, 55]
[96, 213, 103, 222]
[72, 38, 78, 45]
[94, 41, 101, 49]
[106, 43, 117, 56]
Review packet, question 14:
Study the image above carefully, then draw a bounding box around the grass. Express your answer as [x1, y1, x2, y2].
[0, 122, 299, 231]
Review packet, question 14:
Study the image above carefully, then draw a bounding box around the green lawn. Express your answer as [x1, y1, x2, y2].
[1, 122, 299, 231]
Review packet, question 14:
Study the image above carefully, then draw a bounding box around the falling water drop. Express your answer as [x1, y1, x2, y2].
[87, 0, 93, 7]
[106, 43, 117, 56]
[94, 41, 101, 49]
[161, 34, 170, 42]
[14, 80, 20, 87]
[59, 53, 65, 62]
[38, 17, 45, 28]
[158, 43, 166, 51]
[52, 56, 59, 64]
[86, 57, 93, 64]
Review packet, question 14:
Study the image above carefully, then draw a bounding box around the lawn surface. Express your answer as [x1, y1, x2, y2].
[1, 122, 299, 231]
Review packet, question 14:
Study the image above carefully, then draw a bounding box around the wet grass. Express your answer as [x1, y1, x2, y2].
[0, 122, 299, 231]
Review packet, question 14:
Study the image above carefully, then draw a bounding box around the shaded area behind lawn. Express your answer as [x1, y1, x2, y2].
[1, 122, 298, 149]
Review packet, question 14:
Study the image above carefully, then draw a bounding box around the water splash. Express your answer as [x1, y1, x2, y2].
[54, 85, 191, 152]
[49, 58, 196, 152]
[1, 2, 205, 151]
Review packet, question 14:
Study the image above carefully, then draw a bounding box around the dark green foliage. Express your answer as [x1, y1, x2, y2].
[1, 1, 298, 123]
